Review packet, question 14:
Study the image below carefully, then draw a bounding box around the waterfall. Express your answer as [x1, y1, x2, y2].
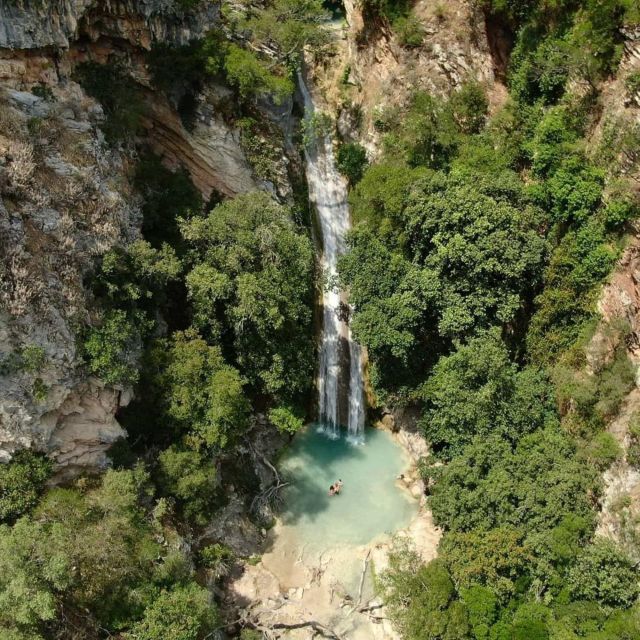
[298, 72, 365, 443]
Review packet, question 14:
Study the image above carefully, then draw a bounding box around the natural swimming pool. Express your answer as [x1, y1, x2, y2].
[277, 425, 418, 551]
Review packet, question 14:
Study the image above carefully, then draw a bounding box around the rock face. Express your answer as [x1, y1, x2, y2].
[313, 0, 498, 153]
[0, 1, 261, 473]
[586, 28, 640, 558]
[0, 0, 218, 50]
[0, 79, 137, 471]
[143, 88, 258, 199]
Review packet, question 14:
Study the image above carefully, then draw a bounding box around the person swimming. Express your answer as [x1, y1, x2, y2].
[329, 480, 344, 496]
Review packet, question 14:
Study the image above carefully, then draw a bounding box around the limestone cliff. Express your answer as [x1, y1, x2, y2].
[0, 0, 266, 473]
[312, 0, 499, 153]
[580, 28, 640, 558]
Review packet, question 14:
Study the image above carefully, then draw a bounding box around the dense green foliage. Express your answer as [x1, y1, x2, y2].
[8, 6, 325, 633]
[181, 192, 314, 403]
[339, 169, 546, 396]
[420, 330, 557, 458]
[350, 2, 640, 638]
[83, 309, 147, 386]
[336, 142, 368, 184]
[0, 469, 216, 639]
[5, 1, 640, 638]
[154, 329, 250, 449]
[0, 451, 51, 523]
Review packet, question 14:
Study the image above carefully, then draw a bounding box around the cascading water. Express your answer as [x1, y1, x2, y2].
[298, 72, 365, 443]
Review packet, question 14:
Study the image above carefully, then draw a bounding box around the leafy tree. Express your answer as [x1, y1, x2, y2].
[378, 542, 467, 640]
[427, 428, 597, 534]
[268, 406, 305, 435]
[440, 527, 531, 600]
[92, 240, 182, 313]
[420, 329, 557, 458]
[460, 585, 498, 640]
[581, 431, 622, 470]
[224, 44, 293, 103]
[525, 514, 593, 597]
[542, 154, 604, 225]
[526, 106, 580, 177]
[0, 468, 201, 637]
[155, 330, 250, 449]
[84, 309, 147, 386]
[348, 161, 430, 242]
[409, 173, 545, 338]
[182, 192, 314, 403]
[384, 92, 460, 168]
[126, 584, 217, 640]
[405, 172, 546, 338]
[147, 35, 224, 94]
[567, 539, 639, 607]
[527, 222, 618, 365]
[237, 0, 330, 60]
[336, 142, 368, 185]
[341, 170, 546, 397]
[449, 82, 489, 134]
[0, 451, 51, 523]
[157, 446, 218, 525]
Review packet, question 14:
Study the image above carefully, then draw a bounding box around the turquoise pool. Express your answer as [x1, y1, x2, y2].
[278, 425, 418, 551]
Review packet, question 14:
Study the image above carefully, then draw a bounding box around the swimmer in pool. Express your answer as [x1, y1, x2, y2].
[329, 484, 336, 496]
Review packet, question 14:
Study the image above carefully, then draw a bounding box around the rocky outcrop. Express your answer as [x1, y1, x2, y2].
[0, 79, 137, 470]
[586, 27, 640, 557]
[0, 0, 218, 50]
[0, 0, 274, 472]
[143, 87, 258, 199]
[312, 0, 498, 153]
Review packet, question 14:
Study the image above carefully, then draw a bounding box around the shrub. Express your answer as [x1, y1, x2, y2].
[198, 543, 234, 578]
[603, 194, 638, 230]
[157, 446, 218, 525]
[567, 540, 639, 607]
[32, 377, 49, 403]
[31, 82, 55, 102]
[83, 309, 145, 386]
[181, 192, 314, 402]
[626, 71, 640, 98]
[19, 344, 46, 372]
[224, 44, 293, 103]
[450, 81, 489, 134]
[336, 142, 368, 185]
[268, 406, 305, 434]
[155, 330, 251, 448]
[125, 584, 217, 640]
[582, 432, 622, 470]
[627, 412, 640, 468]
[301, 111, 334, 146]
[0, 450, 51, 523]
[393, 14, 424, 48]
